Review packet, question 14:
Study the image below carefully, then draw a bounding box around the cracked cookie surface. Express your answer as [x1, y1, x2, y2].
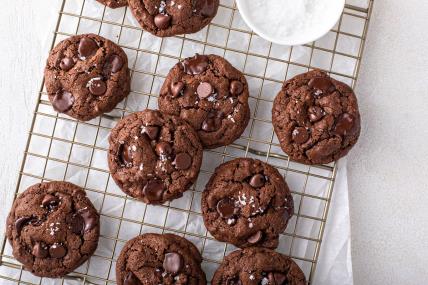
[6, 181, 100, 277]
[108, 109, 203, 204]
[96, 0, 128, 8]
[128, 0, 219, 37]
[116, 233, 206, 285]
[159, 54, 250, 149]
[272, 70, 361, 165]
[201, 158, 294, 249]
[44, 33, 130, 121]
[212, 247, 306, 285]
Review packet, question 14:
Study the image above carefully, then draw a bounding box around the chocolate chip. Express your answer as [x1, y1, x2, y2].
[171, 81, 185, 97]
[173, 153, 192, 170]
[216, 198, 236, 219]
[201, 112, 222, 132]
[230, 80, 244, 95]
[118, 144, 133, 167]
[59, 57, 75, 71]
[200, 0, 217, 17]
[88, 78, 107, 96]
[32, 242, 48, 258]
[41, 194, 59, 209]
[308, 106, 324, 122]
[49, 243, 67, 258]
[268, 272, 287, 285]
[141, 125, 160, 140]
[156, 142, 172, 157]
[15, 216, 34, 234]
[143, 180, 165, 202]
[163, 252, 183, 274]
[103, 54, 124, 76]
[226, 277, 242, 285]
[67, 213, 85, 235]
[292, 127, 309, 144]
[308, 77, 335, 95]
[247, 231, 262, 244]
[78, 37, 98, 58]
[124, 272, 141, 285]
[249, 174, 265, 188]
[181, 54, 209, 75]
[197, 82, 213, 99]
[52, 90, 74, 113]
[154, 14, 171, 29]
[79, 209, 98, 232]
[334, 113, 355, 135]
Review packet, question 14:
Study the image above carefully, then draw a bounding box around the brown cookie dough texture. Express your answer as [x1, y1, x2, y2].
[272, 70, 361, 165]
[108, 109, 203, 204]
[128, 0, 219, 37]
[212, 247, 306, 285]
[116, 233, 206, 285]
[6, 181, 100, 278]
[201, 158, 294, 249]
[44, 33, 131, 121]
[96, 0, 128, 8]
[159, 54, 250, 149]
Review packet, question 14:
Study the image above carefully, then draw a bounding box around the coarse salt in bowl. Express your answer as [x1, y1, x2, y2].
[236, 0, 346, 46]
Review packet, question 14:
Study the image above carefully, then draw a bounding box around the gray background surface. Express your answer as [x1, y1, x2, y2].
[0, 1, 427, 284]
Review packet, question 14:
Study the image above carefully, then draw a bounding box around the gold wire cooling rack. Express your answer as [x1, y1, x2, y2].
[0, 0, 374, 284]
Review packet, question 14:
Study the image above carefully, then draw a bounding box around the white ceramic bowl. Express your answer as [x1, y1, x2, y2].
[235, 0, 345, 46]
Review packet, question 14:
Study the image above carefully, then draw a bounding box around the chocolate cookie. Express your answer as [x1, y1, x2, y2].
[108, 109, 203, 204]
[6, 181, 100, 278]
[96, 0, 128, 8]
[272, 70, 361, 165]
[159, 54, 250, 149]
[44, 34, 131, 121]
[212, 247, 306, 285]
[128, 0, 219, 37]
[116, 233, 206, 285]
[201, 158, 294, 249]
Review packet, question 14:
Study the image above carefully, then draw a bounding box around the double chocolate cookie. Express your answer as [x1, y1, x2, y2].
[272, 70, 361, 165]
[6, 181, 100, 277]
[159, 54, 250, 149]
[212, 247, 306, 285]
[116, 233, 206, 285]
[128, 0, 219, 37]
[44, 34, 130, 121]
[108, 109, 203, 204]
[201, 158, 294, 249]
[96, 0, 128, 8]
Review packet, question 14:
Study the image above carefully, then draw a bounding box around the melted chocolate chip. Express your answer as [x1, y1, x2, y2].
[124, 272, 141, 285]
[249, 174, 265, 188]
[173, 153, 192, 170]
[156, 142, 172, 157]
[143, 180, 165, 202]
[141, 125, 160, 140]
[308, 106, 324, 122]
[15, 216, 34, 234]
[67, 213, 85, 235]
[41, 194, 60, 210]
[201, 112, 222, 132]
[59, 57, 75, 71]
[230, 80, 244, 95]
[197, 82, 213, 99]
[181, 54, 209, 75]
[49, 243, 67, 258]
[103, 54, 124, 76]
[334, 113, 355, 135]
[171, 81, 185, 97]
[154, 14, 171, 29]
[200, 0, 217, 17]
[292, 127, 309, 144]
[308, 77, 335, 95]
[79, 208, 98, 232]
[163, 252, 183, 274]
[88, 78, 107, 96]
[247, 230, 263, 244]
[78, 37, 98, 58]
[268, 272, 287, 285]
[52, 90, 74, 113]
[32, 242, 48, 258]
[118, 144, 133, 167]
[216, 198, 236, 219]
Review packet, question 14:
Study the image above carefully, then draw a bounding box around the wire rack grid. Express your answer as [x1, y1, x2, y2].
[0, 0, 374, 284]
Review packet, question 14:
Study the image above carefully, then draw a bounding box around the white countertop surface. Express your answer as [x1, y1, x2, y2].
[1, 1, 427, 284]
